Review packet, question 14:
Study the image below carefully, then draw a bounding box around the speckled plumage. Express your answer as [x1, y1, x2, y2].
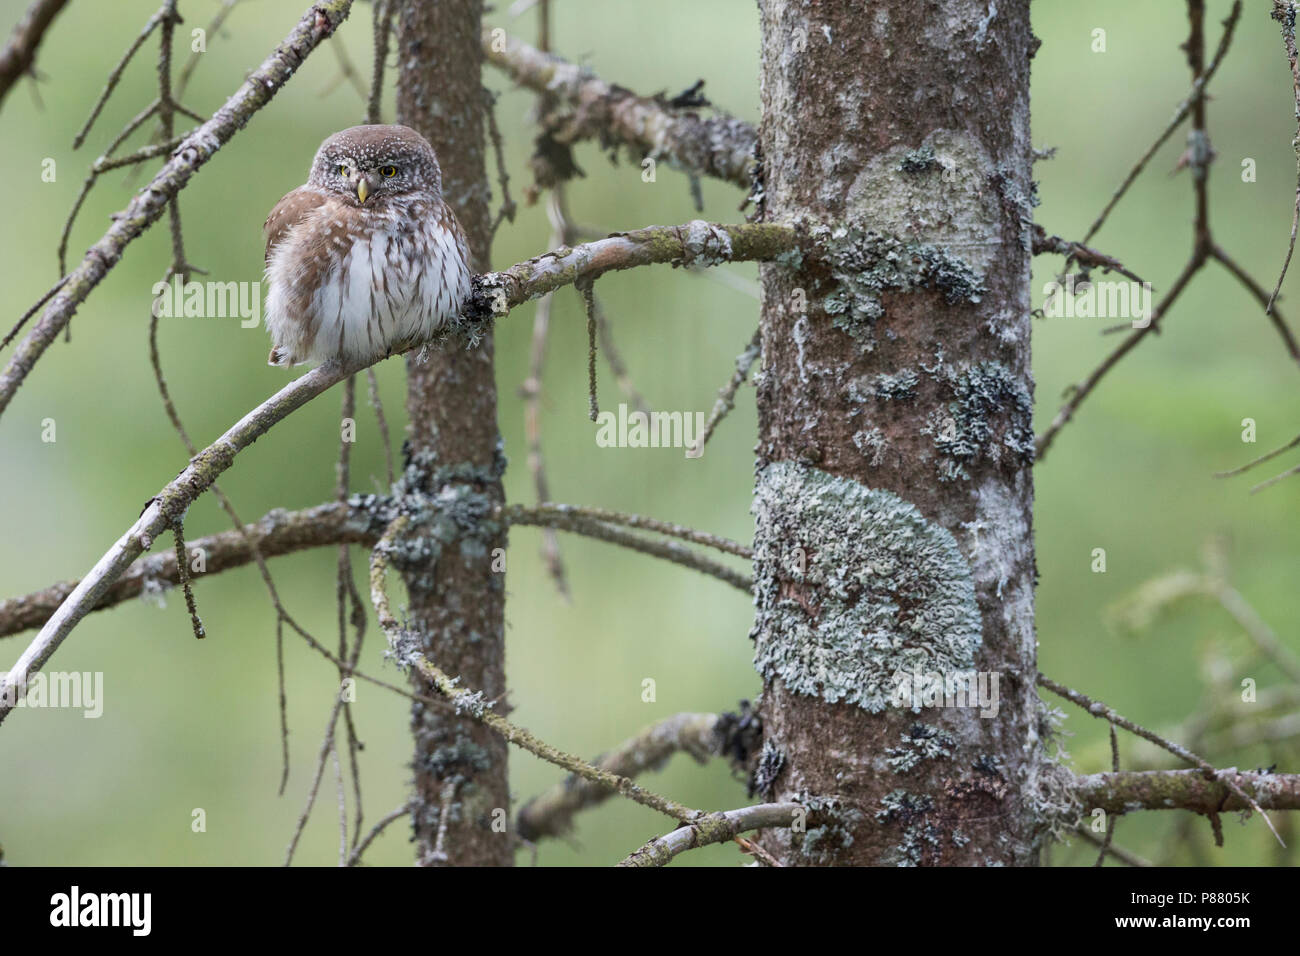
[263, 125, 471, 367]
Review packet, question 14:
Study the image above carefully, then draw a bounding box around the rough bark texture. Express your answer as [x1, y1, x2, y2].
[752, 0, 1054, 865]
[395, 0, 511, 867]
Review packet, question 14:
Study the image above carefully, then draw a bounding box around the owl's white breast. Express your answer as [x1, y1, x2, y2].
[264, 200, 470, 367]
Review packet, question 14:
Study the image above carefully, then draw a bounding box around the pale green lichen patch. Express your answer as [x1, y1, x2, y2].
[812, 223, 985, 351]
[922, 360, 1034, 481]
[848, 369, 919, 403]
[792, 793, 866, 863]
[751, 463, 982, 712]
[885, 722, 957, 773]
[852, 427, 888, 466]
[876, 789, 941, 866]
[384, 446, 507, 591]
[898, 145, 939, 173]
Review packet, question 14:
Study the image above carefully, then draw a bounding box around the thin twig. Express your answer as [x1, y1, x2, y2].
[365, 369, 395, 489]
[502, 503, 750, 557]
[366, 0, 392, 125]
[505, 509, 752, 592]
[1037, 254, 1204, 460]
[1070, 1, 1242, 254]
[517, 712, 720, 841]
[345, 802, 409, 866]
[1212, 244, 1300, 363]
[693, 327, 761, 455]
[1075, 825, 1151, 867]
[70, 2, 169, 150]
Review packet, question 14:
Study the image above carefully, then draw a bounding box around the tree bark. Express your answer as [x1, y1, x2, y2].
[752, 0, 1053, 865]
[395, 0, 511, 867]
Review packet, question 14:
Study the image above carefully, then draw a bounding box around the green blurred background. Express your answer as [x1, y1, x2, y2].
[0, 0, 1296, 867]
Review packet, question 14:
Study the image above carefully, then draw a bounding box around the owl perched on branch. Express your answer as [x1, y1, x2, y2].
[262, 124, 471, 367]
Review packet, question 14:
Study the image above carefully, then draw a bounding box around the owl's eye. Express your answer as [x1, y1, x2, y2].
[337, 164, 348, 177]
[379, 165, 398, 178]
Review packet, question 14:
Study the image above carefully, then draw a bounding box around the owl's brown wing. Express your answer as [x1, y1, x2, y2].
[263, 186, 328, 266]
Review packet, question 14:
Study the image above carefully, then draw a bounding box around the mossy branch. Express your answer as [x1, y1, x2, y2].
[471, 220, 796, 321]
[1075, 769, 1300, 814]
[1040, 673, 1286, 844]
[517, 712, 722, 842]
[617, 802, 806, 867]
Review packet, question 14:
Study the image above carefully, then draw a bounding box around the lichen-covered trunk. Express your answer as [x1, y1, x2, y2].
[394, 0, 511, 867]
[752, 0, 1051, 865]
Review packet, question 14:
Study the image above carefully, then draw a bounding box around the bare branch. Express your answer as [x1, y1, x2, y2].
[0, 360, 355, 725]
[1070, 0, 1242, 253]
[1029, 224, 1144, 285]
[366, 0, 392, 125]
[482, 27, 756, 190]
[0, 501, 375, 639]
[70, 2, 169, 150]
[1036, 254, 1204, 461]
[1074, 825, 1152, 867]
[0, 0, 69, 111]
[345, 801, 409, 867]
[1212, 244, 1300, 365]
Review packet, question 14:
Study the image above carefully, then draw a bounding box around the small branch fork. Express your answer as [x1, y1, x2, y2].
[1035, 1, 1300, 463]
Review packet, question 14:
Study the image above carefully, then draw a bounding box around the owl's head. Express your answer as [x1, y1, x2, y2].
[307, 124, 443, 206]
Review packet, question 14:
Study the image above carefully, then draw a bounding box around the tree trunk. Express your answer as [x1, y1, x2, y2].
[394, 0, 511, 867]
[752, 0, 1053, 865]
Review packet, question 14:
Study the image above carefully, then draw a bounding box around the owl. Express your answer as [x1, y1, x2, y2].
[262, 124, 471, 367]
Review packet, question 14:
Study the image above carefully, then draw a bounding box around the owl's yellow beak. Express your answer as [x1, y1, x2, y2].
[356, 178, 370, 204]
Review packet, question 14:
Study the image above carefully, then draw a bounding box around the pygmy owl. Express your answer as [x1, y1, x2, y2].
[263, 124, 471, 367]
